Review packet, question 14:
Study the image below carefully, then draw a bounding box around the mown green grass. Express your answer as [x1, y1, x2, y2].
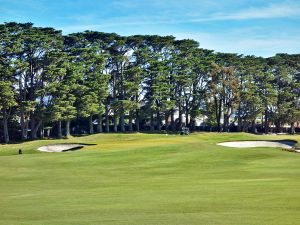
[0, 133, 300, 225]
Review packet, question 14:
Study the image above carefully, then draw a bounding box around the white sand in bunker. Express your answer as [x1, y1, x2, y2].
[37, 144, 85, 152]
[217, 141, 296, 149]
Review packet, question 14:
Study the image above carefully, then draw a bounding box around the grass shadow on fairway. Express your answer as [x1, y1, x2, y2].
[63, 143, 96, 152]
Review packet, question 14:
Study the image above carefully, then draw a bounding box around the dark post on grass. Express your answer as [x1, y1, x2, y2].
[18, 149, 22, 154]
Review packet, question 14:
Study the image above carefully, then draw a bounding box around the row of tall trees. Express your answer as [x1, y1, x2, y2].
[1, 22, 300, 143]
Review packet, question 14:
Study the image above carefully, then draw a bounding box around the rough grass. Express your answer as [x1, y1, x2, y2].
[0, 132, 300, 225]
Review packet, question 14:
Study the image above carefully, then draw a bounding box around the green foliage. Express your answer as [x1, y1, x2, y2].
[207, 61, 240, 131]
[0, 22, 300, 140]
[0, 81, 17, 112]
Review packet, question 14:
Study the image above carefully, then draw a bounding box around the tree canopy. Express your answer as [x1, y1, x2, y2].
[0, 22, 299, 142]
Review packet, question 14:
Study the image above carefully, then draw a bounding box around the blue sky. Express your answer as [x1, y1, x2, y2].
[0, 0, 300, 57]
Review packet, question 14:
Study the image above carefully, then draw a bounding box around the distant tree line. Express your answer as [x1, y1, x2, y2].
[0, 22, 300, 143]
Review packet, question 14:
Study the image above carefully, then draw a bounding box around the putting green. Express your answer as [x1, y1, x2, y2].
[0, 133, 299, 225]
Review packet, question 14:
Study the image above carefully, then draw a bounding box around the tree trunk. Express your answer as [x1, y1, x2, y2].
[20, 107, 28, 140]
[190, 116, 196, 131]
[275, 121, 280, 133]
[120, 113, 125, 132]
[251, 119, 257, 133]
[30, 114, 35, 139]
[290, 122, 295, 134]
[170, 110, 175, 131]
[264, 109, 268, 134]
[128, 111, 133, 132]
[215, 97, 222, 132]
[113, 114, 118, 132]
[40, 122, 44, 139]
[185, 112, 189, 128]
[237, 103, 242, 132]
[19, 84, 27, 140]
[89, 115, 94, 134]
[150, 113, 154, 132]
[278, 122, 283, 133]
[178, 104, 182, 129]
[2, 113, 9, 144]
[135, 95, 139, 132]
[157, 110, 161, 132]
[223, 114, 227, 132]
[218, 99, 223, 132]
[31, 120, 42, 140]
[237, 116, 242, 132]
[223, 113, 229, 132]
[97, 114, 103, 133]
[58, 120, 62, 138]
[46, 129, 50, 137]
[65, 120, 71, 136]
[105, 105, 109, 133]
[135, 109, 140, 132]
[242, 120, 248, 132]
[164, 112, 169, 131]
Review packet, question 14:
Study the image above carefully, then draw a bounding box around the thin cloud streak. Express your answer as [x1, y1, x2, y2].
[1, 0, 299, 57]
[206, 2, 300, 21]
[173, 31, 300, 57]
[59, 2, 300, 33]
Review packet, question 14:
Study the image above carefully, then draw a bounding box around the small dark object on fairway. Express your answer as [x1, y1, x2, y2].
[18, 149, 22, 154]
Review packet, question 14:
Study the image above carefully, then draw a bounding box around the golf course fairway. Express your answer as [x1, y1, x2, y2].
[0, 133, 299, 225]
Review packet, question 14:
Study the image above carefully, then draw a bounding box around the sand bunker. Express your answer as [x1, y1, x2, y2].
[217, 140, 296, 149]
[37, 144, 85, 152]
